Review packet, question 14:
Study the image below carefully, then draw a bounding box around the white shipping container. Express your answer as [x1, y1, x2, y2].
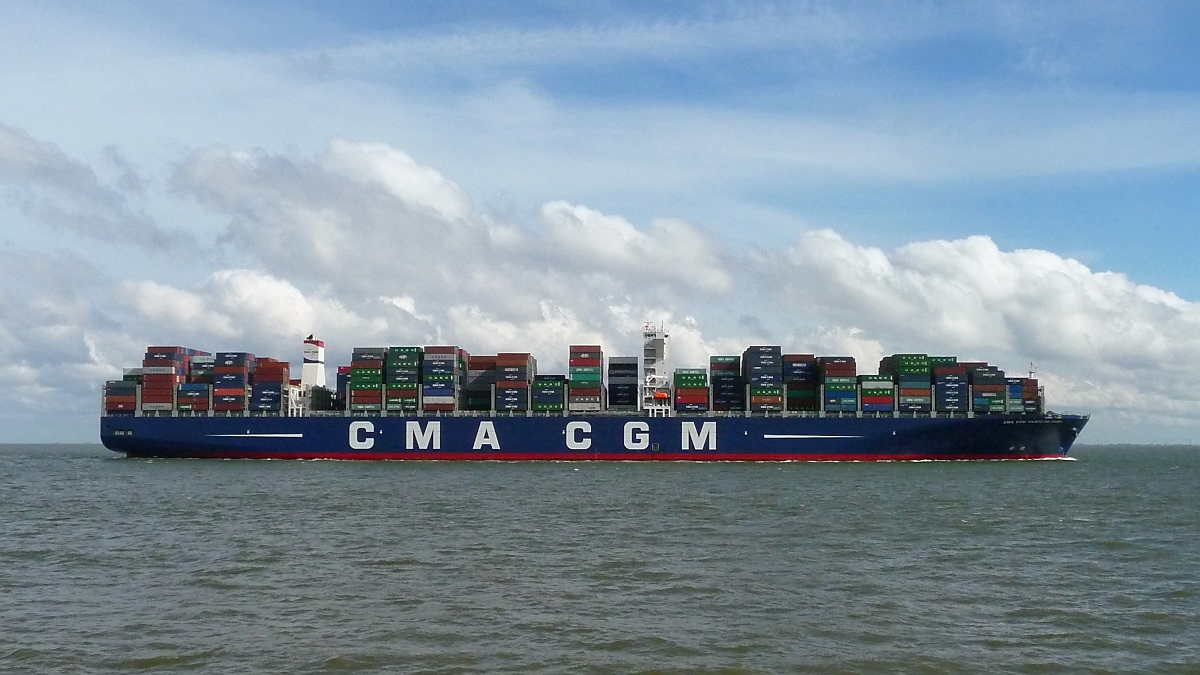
[568, 403, 603, 411]
[423, 353, 457, 361]
[421, 396, 456, 404]
[140, 403, 174, 411]
[141, 366, 179, 375]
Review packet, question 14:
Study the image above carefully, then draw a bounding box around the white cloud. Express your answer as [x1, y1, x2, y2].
[770, 229, 1200, 425]
[0, 122, 185, 247]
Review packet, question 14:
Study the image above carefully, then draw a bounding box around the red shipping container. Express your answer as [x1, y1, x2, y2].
[496, 353, 532, 366]
[422, 403, 455, 411]
[350, 360, 384, 369]
[105, 402, 137, 411]
[424, 346, 457, 355]
[750, 395, 784, 404]
[469, 356, 497, 369]
[569, 358, 602, 367]
[568, 387, 602, 396]
[214, 365, 249, 374]
[213, 387, 245, 396]
[675, 388, 709, 396]
[495, 381, 529, 389]
[973, 384, 1005, 393]
[899, 388, 931, 396]
[934, 366, 968, 376]
[862, 395, 893, 405]
[674, 395, 708, 404]
[141, 357, 184, 368]
[146, 345, 187, 354]
[214, 402, 245, 411]
[783, 354, 817, 362]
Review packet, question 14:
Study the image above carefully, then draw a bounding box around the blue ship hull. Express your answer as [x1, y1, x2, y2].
[101, 413, 1088, 461]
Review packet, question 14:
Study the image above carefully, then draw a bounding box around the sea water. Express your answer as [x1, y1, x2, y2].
[1, 444, 1196, 673]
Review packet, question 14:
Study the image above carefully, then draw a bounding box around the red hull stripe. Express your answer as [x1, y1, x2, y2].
[182, 451, 1066, 462]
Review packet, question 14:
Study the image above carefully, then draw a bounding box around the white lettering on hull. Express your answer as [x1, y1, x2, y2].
[681, 421, 717, 450]
[623, 421, 650, 450]
[473, 421, 500, 450]
[406, 421, 441, 450]
[349, 421, 374, 449]
[565, 421, 592, 450]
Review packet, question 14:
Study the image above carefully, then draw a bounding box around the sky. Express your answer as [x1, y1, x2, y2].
[1, 0, 1199, 443]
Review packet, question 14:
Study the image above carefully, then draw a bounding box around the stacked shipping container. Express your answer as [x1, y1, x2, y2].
[819, 356, 858, 412]
[880, 354, 932, 413]
[495, 352, 536, 412]
[422, 346, 460, 412]
[784, 354, 818, 412]
[744, 346, 784, 412]
[607, 357, 639, 410]
[568, 345, 604, 412]
[387, 347, 422, 412]
[673, 368, 709, 412]
[461, 354, 494, 411]
[710, 356, 744, 412]
[532, 375, 566, 412]
[349, 347, 385, 412]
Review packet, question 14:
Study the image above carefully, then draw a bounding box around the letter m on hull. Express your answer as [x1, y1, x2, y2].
[681, 421, 717, 450]
[406, 421, 441, 450]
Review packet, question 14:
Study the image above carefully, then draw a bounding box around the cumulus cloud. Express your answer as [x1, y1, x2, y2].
[0, 123, 186, 248]
[171, 140, 737, 335]
[768, 229, 1200, 430]
[3, 135, 1200, 441]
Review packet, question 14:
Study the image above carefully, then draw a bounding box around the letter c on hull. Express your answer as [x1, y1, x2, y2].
[565, 421, 592, 450]
[349, 420, 375, 450]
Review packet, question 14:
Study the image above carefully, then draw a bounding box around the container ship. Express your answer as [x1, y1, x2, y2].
[100, 325, 1088, 461]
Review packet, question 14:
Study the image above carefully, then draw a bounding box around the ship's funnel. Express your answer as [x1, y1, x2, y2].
[301, 336, 326, 389]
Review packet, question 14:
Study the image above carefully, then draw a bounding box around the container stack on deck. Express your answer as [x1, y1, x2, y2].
[1021, 378, 1041, 414]
[880, 354, 932, 413]
[819, 356, 858, 412]
[709, 356, 744, 412]
[103, 380, 138, 414]
[1006, 378, 1027, 414]
[933, 360, 967, 412]
[386, 347, 422, 413]
[335, 366, 350, 410]
[568, 345, 604, 412]
[784, 354, 818, 412]
[348, 348, 385, 412]
[494, 352, 535, 412]
[461, 354, 495, 411]
[107, 337, 1054, 420]
[532, 374, 566, 412]
[250, 358, 290, 413]
[859, 374, 894, 413]
[745, 346, 784, 412]
[967, 363, 1006, 414]
[607, 357, 639, 411]
[422, 346, 460, 412]
[214, 352, 255, 412]
[142, 346, 202, 412]
[673, 368, 709, 412]
[179, 353, 213, 413]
